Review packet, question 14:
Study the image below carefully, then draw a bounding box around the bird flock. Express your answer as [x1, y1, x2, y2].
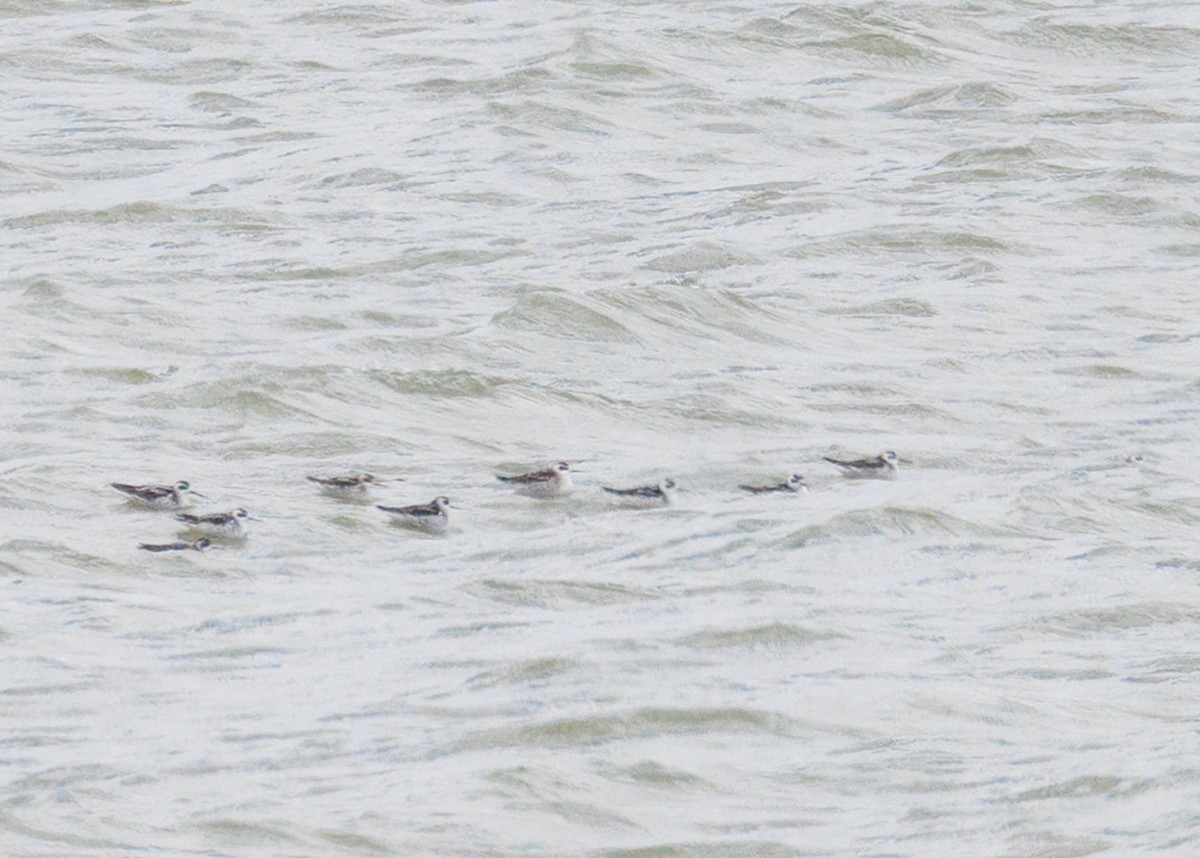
[116, 451, 900, 550]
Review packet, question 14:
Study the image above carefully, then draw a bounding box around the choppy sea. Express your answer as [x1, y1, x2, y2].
[2, 1, 1198, 855]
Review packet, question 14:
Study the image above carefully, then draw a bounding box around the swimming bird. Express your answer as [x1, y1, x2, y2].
[377, 496, 451, 533]
[739, 474, 808, 494]
[175, 508, 252, 537]
[307, 473, 390, 499]
[112, 480, 204, 509]
[138, 538, 211, 553]
[496, 461, 574, 498]
[823, 451, 899, 479]
[602, 478, 677, 507]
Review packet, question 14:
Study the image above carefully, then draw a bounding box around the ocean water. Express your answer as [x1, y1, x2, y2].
[2, 1, 1198, 855]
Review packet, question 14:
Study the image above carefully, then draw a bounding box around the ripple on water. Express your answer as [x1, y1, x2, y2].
[597, 759, 713, 790]
[138, 384, 320, 422]
[461, 578, 659, 609]
[451, 707, 807, 753]
[167, 646, 288, 673]
[825, 298, 938, 318]
[1009, 21, 1200, 56]
[787, 506, 1018, 544]
[642, 241, 763, 274]
[595, 285, 788, 344]
[4, 202, 278, 230]
[807, 32, 944, 65]
[677, 622, 845, 649]
[313, 168, 407, 190]
[367, 369, 514, 398]
[492, 291, 641, 343]
[466, 657, 577, 689]
[595, 841, 802, 857]
[1009, 775, 1153, 803]
[193, 820, 305, 850]
[874, 82, 1019, 114]
[486, 766, 642, 830]
[1024, 602, 1200, 636]
[790, 228, 1010, 259]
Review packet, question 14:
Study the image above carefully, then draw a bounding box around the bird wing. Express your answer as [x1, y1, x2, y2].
[825, 456, 883, 469]
[498, 468, 553, 484]
[604, 485, 660, 498]
[178, 513, 230, 525]
[379, 502, 436, 516]
[114, 483, 171, 499]
[309, 475, 358, 487]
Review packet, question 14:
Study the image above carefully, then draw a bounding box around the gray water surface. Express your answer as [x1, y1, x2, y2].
[2, 1, 1198, 855]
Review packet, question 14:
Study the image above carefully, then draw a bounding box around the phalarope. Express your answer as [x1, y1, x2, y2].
[496, 461, 574, 498]
[139, 538, 211, 553]
[307, 473, 390, 499]
[175, 508, 252, 537]
[823, 451, 899, 479]
[739, 474, 807, 494]
[112, 480, 204, 509]
[602, 478, 676, 507]
[377, 496, 450, 533]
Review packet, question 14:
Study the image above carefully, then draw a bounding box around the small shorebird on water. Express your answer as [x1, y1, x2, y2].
[823, 451, 899, 479]
[602, 478, 677, 507]
[112, 480, 204, 509]
[175, 508, 252, 538]
[739, 474, 807, 494]
[495, 461, 575, 498]
[139, 538, 211, 553]
[306, 473, 392, 499]
[377, 496, 451, 533]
